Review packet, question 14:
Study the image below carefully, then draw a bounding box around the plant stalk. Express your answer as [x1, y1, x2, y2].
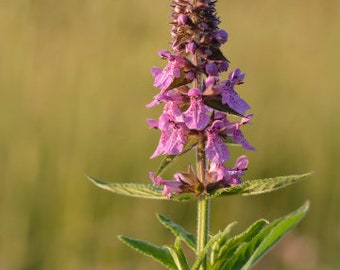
[196, 133, 210, 270]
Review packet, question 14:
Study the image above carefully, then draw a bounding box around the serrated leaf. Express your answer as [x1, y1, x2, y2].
[165, 238, 190, 270]
[88, 172, 312, 202]
[118, 235, 176, 270]
[217, 202, 310, 270]
[87, 176, 165, 199]
[208, 172, 313, 199]
[210, 222, 239, 266]
[87, 176, 193, 202]
[157, 214, 196, 251]
[155, 135, 198, 177]
[191, 222, 237, 270]
[211, 219, 268, 270]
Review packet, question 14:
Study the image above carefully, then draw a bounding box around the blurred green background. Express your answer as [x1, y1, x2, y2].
[0, 0, 339, 269]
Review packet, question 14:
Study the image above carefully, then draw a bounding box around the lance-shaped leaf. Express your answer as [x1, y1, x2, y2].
[118, 235, 177, 270]
[208, 172, 313, 199]
[207, 47, 229, 61]
[87, 176, 193, 202]
[191, 222, 237, 270]
[157, 214, 196, 251]
[211, 219, 268, 270]
[88, 172, 312, 201]
[204, 97, 245, 117]
[214, 201, 310, 270]
[210, 222, 239, 266]
[165, 238, 190, 270]
[166, 73, 193, 91]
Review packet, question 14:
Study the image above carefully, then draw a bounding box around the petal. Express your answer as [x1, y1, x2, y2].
[206, 135, 230, 163]
[151, 67, 162, 78]
[235, 155, 249, 170]
[233, 129, 255, 151]
[209, 162, 227, 181]
[163, 124, 187, 155]
[146, 119, 159, 129]
[183, 98, 210, 130]
[222, 88, 251, 115]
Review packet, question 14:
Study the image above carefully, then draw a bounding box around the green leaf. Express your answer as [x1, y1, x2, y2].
[208, 172, 313, 199]
[155, 135, 198, 177]
[166, 73, 193, 91]
[211, 219, 268, 270]
[210, 222, 240, 267]
[191, 222, 237, 270]
[165, 238, 190, 270]
[215, 201, 310, 270]
[88, 172, 312, 202]
[157, 214, 196, 252]
[118, 235, 177, 270]
[87, 176, 164, 199]
[207, 47, 229, 61]
[87, 176, 193, 202]
[204, 98, 245, 117]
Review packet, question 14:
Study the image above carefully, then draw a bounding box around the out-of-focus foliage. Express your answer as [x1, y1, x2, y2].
[0, 1, 339, 269]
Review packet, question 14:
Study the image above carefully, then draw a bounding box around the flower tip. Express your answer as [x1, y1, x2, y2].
[235, 155, 249, 170]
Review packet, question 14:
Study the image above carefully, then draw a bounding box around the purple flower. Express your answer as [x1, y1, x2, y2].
[213, 30, 228, 44]
[146, 118, 159, 129]
[147, 0, 254, 197]
[150, 172, 182, 198]
[235, 155, 249, 170]
[205, 120, 230, 163]
[229, 68, 245, 84]
[223, 114, 255, 151]
[208, 155, 249, 187]
[177, 14, 188, 25]
[152, 50, 193, 92]
[222, 155, 249, 185]
[205, 76, 217, 88]
[150, 122, 188, 158]
[146, 87, 185, 108]
[183, 88, 210, 130]
[216, 61, 229, 72]
[186, 42, 198, 54]
[208, 162, 228, 181]
[222, 89, 250, 115]
[150, 105, 188, 158]
[217, 82, 251, 116]
[205, 62, 219, 76]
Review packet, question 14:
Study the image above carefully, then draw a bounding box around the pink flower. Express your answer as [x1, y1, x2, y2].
[205, 120, 230, 163]
[183, 88, 210, 130]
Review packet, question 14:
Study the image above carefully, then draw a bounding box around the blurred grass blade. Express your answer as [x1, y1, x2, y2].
[118, 235, 177, 270]
[208, 172, 313, 199]
[157, 214, 196, 251]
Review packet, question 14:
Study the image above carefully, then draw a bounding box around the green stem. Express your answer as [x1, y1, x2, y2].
[196, 133, 210, 270]
[191, 0, 209, 266]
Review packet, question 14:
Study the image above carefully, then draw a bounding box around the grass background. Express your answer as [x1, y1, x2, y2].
[0, 0, 339, 269]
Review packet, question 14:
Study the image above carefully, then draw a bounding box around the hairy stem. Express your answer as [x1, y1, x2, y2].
[192, 1, 210, 267]
[196, 133, 210, 270]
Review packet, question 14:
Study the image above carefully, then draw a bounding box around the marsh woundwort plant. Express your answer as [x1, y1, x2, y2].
[89, 1, 312, 269]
